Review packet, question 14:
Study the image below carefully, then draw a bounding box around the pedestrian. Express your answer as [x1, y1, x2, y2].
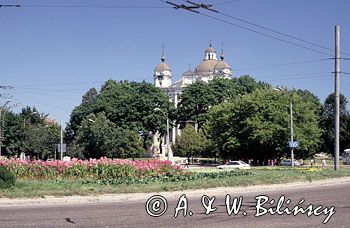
[185, 160, 189, 168]
[310, 159, 314, 167]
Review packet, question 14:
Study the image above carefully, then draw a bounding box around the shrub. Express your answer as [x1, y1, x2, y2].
[0, 166, 16, 188]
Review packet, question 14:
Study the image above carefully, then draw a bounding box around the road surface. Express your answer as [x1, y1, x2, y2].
[0, 181, 349, 227]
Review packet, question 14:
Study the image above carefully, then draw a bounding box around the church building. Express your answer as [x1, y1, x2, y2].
[152, 43, 233, 158]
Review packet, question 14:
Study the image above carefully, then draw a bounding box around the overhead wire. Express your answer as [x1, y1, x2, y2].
[11, 72, 333, 92]
[19, 4, 171, 9]
[262, 74, 331, 82]
[7, 1, 349, 58]
[216, 11, 350, 57]
[12, 88, 79, 101]
[13, 77, 150, 89]
[213, 0, 246, 6]
[168, 0, 346, 57]
[195, 12, 333, 57]
[11, 90, 70, 111]
[235, 58, 331, 71]
[253, 72, 330, 79]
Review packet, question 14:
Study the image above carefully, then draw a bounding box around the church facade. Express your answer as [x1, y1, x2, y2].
[152, 44, 233, 157]
[153, 43, 232, 107]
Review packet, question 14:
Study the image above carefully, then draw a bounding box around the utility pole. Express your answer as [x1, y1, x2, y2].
[60, 119, 63, 161]
[290, 102, 294, 167]
[166, 116, 172, 161]
[0, 109, 3, 157]
[334, 25, 340, 171]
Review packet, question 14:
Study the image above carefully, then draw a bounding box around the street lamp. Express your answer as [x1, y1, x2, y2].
[154, 107, 172, 162]
[274, 87, 295, 167]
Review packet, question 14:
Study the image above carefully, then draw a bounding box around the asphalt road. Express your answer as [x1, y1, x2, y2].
[0, 182, 349, 228]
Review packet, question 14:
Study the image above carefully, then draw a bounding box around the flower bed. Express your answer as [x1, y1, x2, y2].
[0, 157, 182, 181]
[0, 157, 252, 185]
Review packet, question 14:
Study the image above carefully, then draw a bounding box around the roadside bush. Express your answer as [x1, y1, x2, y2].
[91, 170, 252, 185]
[0, 166, 16, 188]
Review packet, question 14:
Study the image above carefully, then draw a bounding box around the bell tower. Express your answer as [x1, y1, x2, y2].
[154, 45, 172, 88]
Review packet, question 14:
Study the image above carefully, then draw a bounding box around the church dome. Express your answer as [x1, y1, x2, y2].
[214, 49, 231, 72]
[154, 48, 171, 72]
[155, 62, 171, 72]
[205, 46, 216, 54]
[214, 60, 230, 70]
[196, 59, 218, 73]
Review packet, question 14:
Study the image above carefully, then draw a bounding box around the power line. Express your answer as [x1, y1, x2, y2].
[13, 77, 150, 88]
[235, 58, 331, 71]
[0, 5, 20, 8]
[162, 2, 333, 57]
[19, 5, 171, 9]
[15, 81, 104, 88]
[11, 90, 70, 111]
[262, 74, 331, 82]
[253, 72, 330, 79]
[16, 87, 91, 93]
[213, 0, 246, 6]
[12, 89, 79, 101]
[195, 12, 333, 56]
[166, 1, 344, 57]
[217, 11, 350, 57]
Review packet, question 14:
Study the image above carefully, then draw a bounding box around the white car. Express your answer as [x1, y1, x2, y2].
[280, 159, 301, 166]
[217, 161, 251, 170]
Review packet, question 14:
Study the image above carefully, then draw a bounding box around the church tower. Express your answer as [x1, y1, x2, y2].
[214, 47, 232, 78]
[154, 47, 172, 88]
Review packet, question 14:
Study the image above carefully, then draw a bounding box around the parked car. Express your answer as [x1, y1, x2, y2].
[343, 149, 350, 165]
[217, 161, 251, 170]
[280, 159, 301, 166]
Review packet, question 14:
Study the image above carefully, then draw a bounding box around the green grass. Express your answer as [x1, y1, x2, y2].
[1, 166, 350, 198]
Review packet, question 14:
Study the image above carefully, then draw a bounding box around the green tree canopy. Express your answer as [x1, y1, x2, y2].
[172, 124, 209, 158]
[207, 88, 322, 161]
[74, 112, 144, 159]
[176, 75, 267, 129]
[320, 93, 349, 155]
[67, 80, 175, 158]
[2, 106, 59, 159]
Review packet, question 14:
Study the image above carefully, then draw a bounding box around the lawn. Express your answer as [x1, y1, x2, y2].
[1, 166, 349, 198]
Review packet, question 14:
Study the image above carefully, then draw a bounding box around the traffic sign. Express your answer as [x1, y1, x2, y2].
[289, 141, 299, 148]
[57, 144, 67, 152]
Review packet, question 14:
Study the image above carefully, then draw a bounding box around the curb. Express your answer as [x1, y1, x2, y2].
[0, 176, 349, 207]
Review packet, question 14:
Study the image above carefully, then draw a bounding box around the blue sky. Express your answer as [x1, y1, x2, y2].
[1, 0, 349, 126]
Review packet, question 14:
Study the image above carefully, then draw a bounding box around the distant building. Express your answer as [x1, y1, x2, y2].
[152, 43, 233, 157]
[44, 117, 56, 126]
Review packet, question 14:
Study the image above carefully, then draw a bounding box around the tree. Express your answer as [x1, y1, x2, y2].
[207, 88, 322, 161]
[2, 107, 60, 159]
[176, 76, 268, 130]
[206, 102, 244, 160]
[75, 112, 144, 159]
[82, 87, 98, 104]
[177, 81, 215, 129]
[320, 93, 349, 155]
[295, 89, 322, 115]
[172, 124, 209, 158]
[236, 75, 264, 94]
[67, 80, 174, 158]
[22, 124, 60, 159]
